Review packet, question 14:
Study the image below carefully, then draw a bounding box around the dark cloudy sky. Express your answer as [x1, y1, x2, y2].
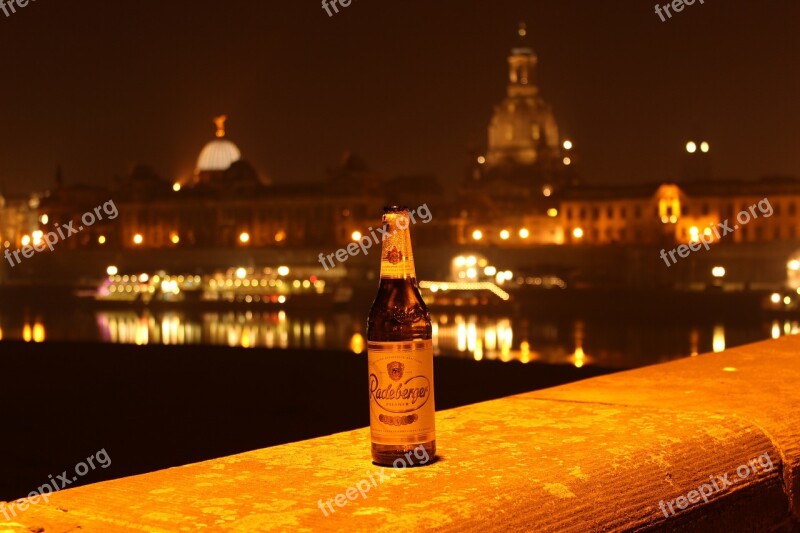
[0, 0, 798, 194]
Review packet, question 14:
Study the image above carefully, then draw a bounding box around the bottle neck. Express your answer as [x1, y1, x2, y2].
[379, 211, 416, 280]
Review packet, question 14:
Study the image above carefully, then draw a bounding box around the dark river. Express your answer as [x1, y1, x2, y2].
[1, 304, 791, 369]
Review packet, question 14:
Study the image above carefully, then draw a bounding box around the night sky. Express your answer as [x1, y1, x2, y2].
[0, 0, 798, 194]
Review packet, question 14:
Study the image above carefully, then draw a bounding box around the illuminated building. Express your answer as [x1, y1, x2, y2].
[35, 120, 398, 251]
[0, 192, 41, 249]
[460, 22, 575, 229]
[485, 22, 561, 169]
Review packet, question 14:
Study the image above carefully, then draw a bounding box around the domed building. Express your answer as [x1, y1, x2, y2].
[193, 115, 242, 184]
[486, 23, 561, 169]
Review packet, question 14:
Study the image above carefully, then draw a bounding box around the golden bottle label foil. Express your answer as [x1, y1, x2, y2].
[379, 212, 415, 280]
[368, 339, 435, 445]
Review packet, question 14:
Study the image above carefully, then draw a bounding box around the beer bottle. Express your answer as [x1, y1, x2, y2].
[367, 206, 435, 466]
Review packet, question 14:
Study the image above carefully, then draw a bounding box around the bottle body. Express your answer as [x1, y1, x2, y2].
[367, 207, 435, 466]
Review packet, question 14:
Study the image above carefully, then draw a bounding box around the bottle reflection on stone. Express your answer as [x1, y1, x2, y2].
[367, 206, 436, 466]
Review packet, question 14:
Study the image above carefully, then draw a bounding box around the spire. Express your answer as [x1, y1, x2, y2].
[512, 21, 535, 56]
[507, 22, 538, 95]
[213, 115, 227, 138]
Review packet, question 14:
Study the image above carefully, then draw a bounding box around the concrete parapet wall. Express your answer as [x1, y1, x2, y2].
[3, 336, 799, 531]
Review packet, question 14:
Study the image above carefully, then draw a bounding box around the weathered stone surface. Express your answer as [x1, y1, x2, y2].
[2, 336, 799, 532]
[533, 334, 800, 523]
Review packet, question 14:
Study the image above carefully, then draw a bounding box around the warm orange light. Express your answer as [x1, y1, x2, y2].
[172, 182, 181, 192]
[275, 230, 286, 242]
[563, 157, 571, 166]
[214, 115, 227, 138]
[520, 341, 531, 363]
[351, 231, 362, 241]
[98, 235, 106, 244]
[33, 322, 45, 343]
[239, 232, 250, 244]
[170, 232, 180, 244]
[477, 156, 486, 165]
[472, 230, 483, 241]
[573, 347, 585, 368]
[133, 234, 143, 245]
[519, 228, 529, 239]
[563, 140, 573, 150]
[547, 208, 558, 217]
[21, 235, 31, 246]
[350, 333, 365, 354]
[500, 229, 510, 240]
[572, 227, 584, 239]
[713, 325, 725, 353]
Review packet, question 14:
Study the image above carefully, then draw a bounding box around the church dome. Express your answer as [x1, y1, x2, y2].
[197, 139, 241, 171]
[486, 24, 560, 168]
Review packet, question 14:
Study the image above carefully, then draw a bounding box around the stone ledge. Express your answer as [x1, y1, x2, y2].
[531, 333, 800, 522]
[3, 337, 799, 532]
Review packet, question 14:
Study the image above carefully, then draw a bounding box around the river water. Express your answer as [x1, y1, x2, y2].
[1, 304, 792, 369]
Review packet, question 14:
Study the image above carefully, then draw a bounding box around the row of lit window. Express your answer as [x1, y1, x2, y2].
[122, 230, 288, 247]
[208, 278, 323, 290]
[469, 215, 561, 242]
[683, 225, 797, 241]
[566, 206, 644, 221]
[566, 201, 800, 222]
[106, 272, 202, 284]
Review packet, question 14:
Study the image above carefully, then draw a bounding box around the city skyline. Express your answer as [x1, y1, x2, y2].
[0, 0, 798, 194]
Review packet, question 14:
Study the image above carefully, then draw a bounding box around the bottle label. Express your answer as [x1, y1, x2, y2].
[368, 340, 435, 445]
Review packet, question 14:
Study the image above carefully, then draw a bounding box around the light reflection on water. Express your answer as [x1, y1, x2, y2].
[1, 310, 796, 369]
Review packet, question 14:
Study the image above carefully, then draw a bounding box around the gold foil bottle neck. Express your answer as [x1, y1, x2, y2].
[380, 208, 416, 280]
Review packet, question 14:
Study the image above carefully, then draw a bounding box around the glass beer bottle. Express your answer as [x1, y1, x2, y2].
[367, 206, 435, 466]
